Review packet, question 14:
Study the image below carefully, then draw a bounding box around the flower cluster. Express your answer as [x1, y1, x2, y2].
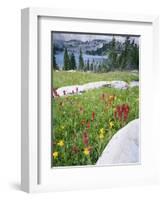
[83, 147, 92, 156]
[109, 121, 114, 129]
[114, 104, 130, 122]
[108, 95, 116, 104]
[53, 151, 58, 159]
[57, 140, 64, 147]
[82, 131, 89, 145]
[99, 128, 105, 140]
[92, 111, 95, 121]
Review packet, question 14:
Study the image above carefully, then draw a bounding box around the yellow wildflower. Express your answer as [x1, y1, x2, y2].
[109, 121, 114, 129]
[109, 95, 114, 100]
[99, 133, 104, 140]
[99, 128, 105, 135]
[57, 140, 64, 147]
[53, 151, 58, 159]
[83, 147, 90, 156]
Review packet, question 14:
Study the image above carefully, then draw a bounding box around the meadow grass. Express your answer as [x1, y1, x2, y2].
[52, 86, 139, 167]
[53, 70, 139, 88]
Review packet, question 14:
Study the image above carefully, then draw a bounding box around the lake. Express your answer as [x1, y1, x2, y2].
[55, 52, 108, 69]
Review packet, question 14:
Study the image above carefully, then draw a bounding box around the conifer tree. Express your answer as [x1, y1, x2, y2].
[86, 59, 90, 71]
[119, 36, 131, 70]
[108, 36, 118, 70]
[90, 62, 93, 71]
[63, 48, 70, 70]
[53, 45, 58, 70]
[79, 48, 84, 70]
[70, 52, 76, 70]
[130, 42, 139, 69]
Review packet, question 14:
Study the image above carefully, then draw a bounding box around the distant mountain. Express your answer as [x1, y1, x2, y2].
[86, 41, 122, 56]
[53, 37, 138, 56]
[54, 39, 109, 54]
[54, 40, 64, 51]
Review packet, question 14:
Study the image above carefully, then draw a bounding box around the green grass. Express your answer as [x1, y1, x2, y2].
[52, 86, 139, 167]
[53, 70, 139, 88]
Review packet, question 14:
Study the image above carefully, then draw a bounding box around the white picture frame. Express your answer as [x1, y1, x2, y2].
[21, 7, 159, 193]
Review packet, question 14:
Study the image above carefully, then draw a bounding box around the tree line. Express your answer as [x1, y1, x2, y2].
[53, 47, 86, 71]
[53, 36, 139, 72]
[107, 36, 139, 71]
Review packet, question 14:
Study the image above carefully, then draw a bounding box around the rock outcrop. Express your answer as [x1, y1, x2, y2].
[53, 81, 139, 97]
[96, 119, 140, 165]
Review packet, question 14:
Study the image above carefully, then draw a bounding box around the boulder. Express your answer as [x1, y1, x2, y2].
[110, 80, 129, 89]
[130, 81, 139, 88]
[53, 80, 139, 97]
[54, 81, 111, 97]
[83, 81, 110, 91]
[96, 119, 140, 165]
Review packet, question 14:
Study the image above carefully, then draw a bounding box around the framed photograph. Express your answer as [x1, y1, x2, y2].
[21, 8, 159, 193]
[51, 31, 140, 168]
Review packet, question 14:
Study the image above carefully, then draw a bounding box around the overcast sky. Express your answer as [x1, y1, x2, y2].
[52, 32, 139, 44]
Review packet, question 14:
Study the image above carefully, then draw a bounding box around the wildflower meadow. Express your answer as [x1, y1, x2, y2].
[52, 71, 139, 167]
[52, 32, 139, 167]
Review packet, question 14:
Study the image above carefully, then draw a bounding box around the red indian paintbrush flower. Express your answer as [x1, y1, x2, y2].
[122, 104, 130, 121]
[82, 131, 89, 145]
[117, 105, 123, 120]
[87, 121, 90, 129]
[92, 112, 95, 121]
[114, 104, 130, 122]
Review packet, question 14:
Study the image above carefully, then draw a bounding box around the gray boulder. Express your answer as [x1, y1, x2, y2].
[96, 119, 140, 166]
